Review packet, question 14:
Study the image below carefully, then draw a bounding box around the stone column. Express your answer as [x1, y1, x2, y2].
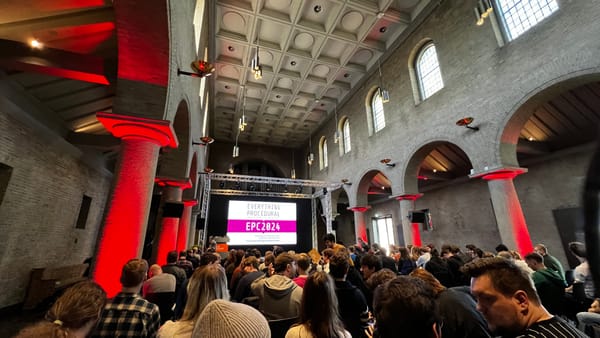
[177, 200, 197, 253]
[92, 112, 177, 297]
[473, 167, 533, 256]
[154, 178, 191, 266]
[394, 193, 424, 246]
[348, 206, 371, 243]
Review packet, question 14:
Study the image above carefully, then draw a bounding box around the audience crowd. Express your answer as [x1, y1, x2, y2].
[15, 237, 599, 338]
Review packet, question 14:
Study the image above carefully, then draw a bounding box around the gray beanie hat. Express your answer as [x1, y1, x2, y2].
[192, 299, 270, 338]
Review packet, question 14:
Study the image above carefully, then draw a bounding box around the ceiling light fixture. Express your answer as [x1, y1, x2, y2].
[233, 129, 240, 158]
[456, 117, 479, 131]
[30, 39, 42, 49]
[379, 26, 387, 33]
[291, 151, 296, 179]
[251, 36, 263, 80]
[308, 130, 314, 166]
[314, 5, 322, 13]
[239, 86, 248, 132]
[474, 0, 493, 26]
[377, 59, 390, 103]
[192, 136, 214, 146]
[204, 167, 214, 173]
[333, 103, 340, 144]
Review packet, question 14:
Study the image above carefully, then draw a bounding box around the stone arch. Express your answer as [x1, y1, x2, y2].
[355, 168, 388, 206]
[157, 100, 191, 178]
[498, 70, 600, 166]
[402, 139, 474, 194]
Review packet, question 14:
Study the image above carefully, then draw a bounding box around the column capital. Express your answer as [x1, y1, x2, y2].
[97, 112, 178, 148]
[470, 167, 528, 180]
[183, 200, 198, 207]
[155, 177, 192, 189]
[347, 205, 371, 213]
[392, 193, 424, 201]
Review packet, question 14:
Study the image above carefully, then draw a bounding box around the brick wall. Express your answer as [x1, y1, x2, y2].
[0, 108, 111, 308]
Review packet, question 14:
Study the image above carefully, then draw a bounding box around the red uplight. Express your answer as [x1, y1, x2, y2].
[347, 206, 371, 213]
[395, 193, 423, 201]
[412, 223, 422, 246]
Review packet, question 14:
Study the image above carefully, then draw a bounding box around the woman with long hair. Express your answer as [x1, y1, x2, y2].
[159, 264, 230, 337]
[285, 271, 350, 338]
[16, 281, 107, 338]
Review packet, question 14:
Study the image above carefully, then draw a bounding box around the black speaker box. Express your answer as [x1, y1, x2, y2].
[163, 201, 184, 218]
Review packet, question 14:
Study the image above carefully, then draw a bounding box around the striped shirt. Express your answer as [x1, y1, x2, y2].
[92, 292, 161, 337]
[513, 317, 589, 338]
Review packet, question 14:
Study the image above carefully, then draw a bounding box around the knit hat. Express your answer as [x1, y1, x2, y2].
[569, 242, 587, 258]
[192, 299, 270, 338]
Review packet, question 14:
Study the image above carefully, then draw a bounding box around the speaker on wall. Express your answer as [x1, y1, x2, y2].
[332, 220, 338, 230]
[408, 211, 426, 223]
[163, 202, 184, 218]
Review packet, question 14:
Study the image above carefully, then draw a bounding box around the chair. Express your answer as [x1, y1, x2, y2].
[565, 270, 575, 286]
[145, 292, 176, 324]
[268, 317, 298, 338]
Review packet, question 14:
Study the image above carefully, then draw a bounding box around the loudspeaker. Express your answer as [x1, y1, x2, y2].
[332, 220, 338, 230]
[409, 211, 426, 223]
[162, 202, 184, 218]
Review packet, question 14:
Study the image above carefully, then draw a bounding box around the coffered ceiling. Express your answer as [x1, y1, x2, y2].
[211, 0, 431, 148]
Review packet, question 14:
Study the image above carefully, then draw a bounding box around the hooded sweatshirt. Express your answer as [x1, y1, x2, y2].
[531, 268, 567, 314]
[251, 274, 303, 320]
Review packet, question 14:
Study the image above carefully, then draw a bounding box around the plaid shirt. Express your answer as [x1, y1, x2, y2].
[92, 292, 160, 338]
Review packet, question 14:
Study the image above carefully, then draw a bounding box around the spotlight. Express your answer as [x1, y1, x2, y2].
[380, 158, 396, 167]
[295, 186, 303, 194]
[456, 117, 479, 131]
[193, 136, 214, 146]
[177, 60, 215, 78]
[204, 167, 214, 173]
[219, 181, 225, 188]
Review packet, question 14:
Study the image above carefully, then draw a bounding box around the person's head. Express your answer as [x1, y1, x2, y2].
[496, 250, 513, 260]
[322, 248, 335, 263]
[179, 251, 188, 260]
[167, 250, 178, 264]
[272, 245, 285, 257]
[373, 276, 440, 338]
[440, 244, 453, 258]
[329, 251, 350, 279]
[148, 264, 162, 278]
[199, 252, 219, 267]
[16, 281, 107, 338]
[242, 256, 259, 274]
[409, 268, 446, 296]
[273, 252, 296, 277]
[298, 271, 345, 336]
[360, 253, 382, 280]
[495, 244, 509, 253]
[461, 257, 542, 336]
[182, 264, 230, 321]
[524, 252, 544, 271]
[366, 268, 397, 291]
[295, 253, 310, 275]
[120, 258, 148, 288]
[533, 244, 548, 256]
[568, 241, 587, 260]
[192, 299, 270, 338]
[399, 247, 410, 259]
[323, 233, 336, 248]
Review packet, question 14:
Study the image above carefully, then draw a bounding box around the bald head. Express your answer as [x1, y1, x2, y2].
[149, 264, 162, 278]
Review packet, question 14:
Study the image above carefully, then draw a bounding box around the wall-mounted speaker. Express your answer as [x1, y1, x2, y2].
[163, 202, 184, 218]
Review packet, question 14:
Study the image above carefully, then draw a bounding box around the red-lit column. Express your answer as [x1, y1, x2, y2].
[177, 200, 197, 253]
[93, 113, 178, 297]
[348, 206, 371, 243]
[395, 193, 424, 247]
[154, 178, 191, 266]
[475, 168, 533, 256]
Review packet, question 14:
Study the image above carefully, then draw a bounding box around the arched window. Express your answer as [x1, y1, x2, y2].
[342, 118, 351, 154]
[319, 137, 328, 170]
[496, 0, 559, 41]
[371, 89, 385, 132]
[416, 43, 444, 100]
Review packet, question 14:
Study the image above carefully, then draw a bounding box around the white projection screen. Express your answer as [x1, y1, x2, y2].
[227, 200, 297, 245]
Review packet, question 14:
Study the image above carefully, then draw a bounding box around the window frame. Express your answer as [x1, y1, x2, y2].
[319, 137, 328, 170]
[494, 0, 559, 42]
[415, 43, 444, 100]
[371, 89, 386, 133]
[342, 118, 351, 154]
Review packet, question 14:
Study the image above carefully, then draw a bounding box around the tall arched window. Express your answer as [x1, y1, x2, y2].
[496, 0, 559, 41]
[371, 89, 385, 132]
[342, 118, 351, 154]
[319, 137, 328, 170]
[416, 43, 444, 100]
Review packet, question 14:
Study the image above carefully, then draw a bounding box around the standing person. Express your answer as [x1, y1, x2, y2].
[324, 233, 345, 252]
[93, 259, 161, 337]
[462, 257, 587, 337]
[158, 264, 229, 337]
[16, 281, 107, 338]
[285, 271, 351, 338]
[162, 250, 187, 295]
[534, 243, 565, 281]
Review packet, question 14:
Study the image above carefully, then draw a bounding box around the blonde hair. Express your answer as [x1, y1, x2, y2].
[181, 264, 230, 321]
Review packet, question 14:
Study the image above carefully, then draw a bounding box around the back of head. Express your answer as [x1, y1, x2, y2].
[167, 250, 178, 264]
[272, 245, 285, 257]
[569, 241, 587, 258]
[323, 233, 336, 243]
[409, 268, 446, 296]
[373, 276, 439, 338]
[16, 281, 107, 338]
[461, 257, 540, 304]
[273, 252, 294, 273]
[329, 251, 350, 279]
[495, 244, 509, 253]
[361, 253, 382, 271]
[192, 299, 270, 338]
[366, 268, 398, 291]
[149, 264, 162, 277]
[200, 252, 219, 266]
[121, 258, 148, 287]
[300, 271, 344, 336]
[295, 253, 310, 271]
[243, 256, 259, 270]
[183, 264, 230, 321]
[524, 252, 543, 264]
